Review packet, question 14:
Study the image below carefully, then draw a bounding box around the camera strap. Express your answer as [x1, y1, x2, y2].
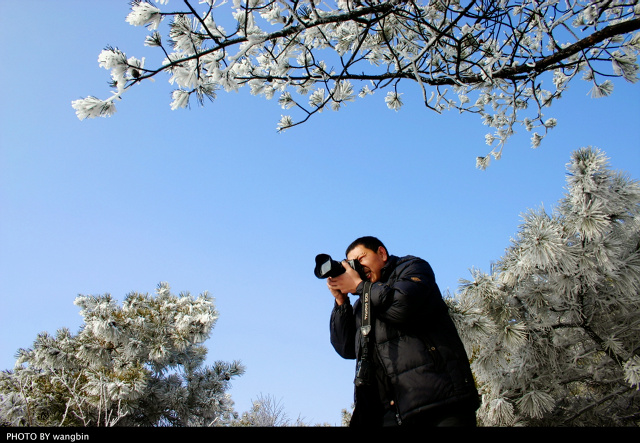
[360, 281, 372, 336]
[359, 281, 373, 357]
[355, 281, 374, 387]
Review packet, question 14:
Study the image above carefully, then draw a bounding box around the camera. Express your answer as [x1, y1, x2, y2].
[314, 254, 367, 280]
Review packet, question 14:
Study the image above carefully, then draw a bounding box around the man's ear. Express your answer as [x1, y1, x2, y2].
[377, 246, 388, 262]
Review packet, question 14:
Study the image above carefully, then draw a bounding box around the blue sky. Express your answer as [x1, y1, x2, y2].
[1, 1, 638, 426]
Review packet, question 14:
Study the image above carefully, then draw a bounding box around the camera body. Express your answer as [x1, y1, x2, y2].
[314, 254, 366, 280]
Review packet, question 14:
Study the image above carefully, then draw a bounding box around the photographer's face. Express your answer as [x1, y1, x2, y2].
[347, 245, 388, 283]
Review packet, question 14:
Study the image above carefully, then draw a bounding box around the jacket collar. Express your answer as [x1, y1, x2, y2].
[379, 255, 398, 282]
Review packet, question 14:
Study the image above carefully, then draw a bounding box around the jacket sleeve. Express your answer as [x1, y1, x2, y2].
[366, 258, 448, 328]
[330, 300, 357, 360]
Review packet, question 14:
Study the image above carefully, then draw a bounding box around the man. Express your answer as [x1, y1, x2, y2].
[328, 236, 479, 427]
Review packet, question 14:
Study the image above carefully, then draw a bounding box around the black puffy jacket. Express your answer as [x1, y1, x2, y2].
[330, 255, 479, 424]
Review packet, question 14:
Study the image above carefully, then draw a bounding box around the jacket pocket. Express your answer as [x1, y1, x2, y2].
[415, 333, 446, 372]
[376, 333, 442, 376]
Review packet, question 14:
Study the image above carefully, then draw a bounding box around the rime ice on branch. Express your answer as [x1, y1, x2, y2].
[73, 1, 640, 165]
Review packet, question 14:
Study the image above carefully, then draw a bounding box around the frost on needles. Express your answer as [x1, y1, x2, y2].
[72, 0, 640, 165]
[448, 147, 640, 426]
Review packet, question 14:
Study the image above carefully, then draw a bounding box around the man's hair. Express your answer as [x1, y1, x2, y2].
[346, 236, 388, 257]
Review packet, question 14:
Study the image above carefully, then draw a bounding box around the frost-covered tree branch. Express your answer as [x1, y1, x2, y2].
[73, 0, 640, 165]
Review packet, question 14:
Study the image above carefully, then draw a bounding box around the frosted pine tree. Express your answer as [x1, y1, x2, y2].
[449, 147, 640, 426]
[0, 282, 245, 426]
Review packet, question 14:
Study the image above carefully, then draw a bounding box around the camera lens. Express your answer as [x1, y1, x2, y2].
[314, 254, 345, 279]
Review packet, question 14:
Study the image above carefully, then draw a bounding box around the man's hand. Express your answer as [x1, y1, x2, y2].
[327, 261, 363, 304]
